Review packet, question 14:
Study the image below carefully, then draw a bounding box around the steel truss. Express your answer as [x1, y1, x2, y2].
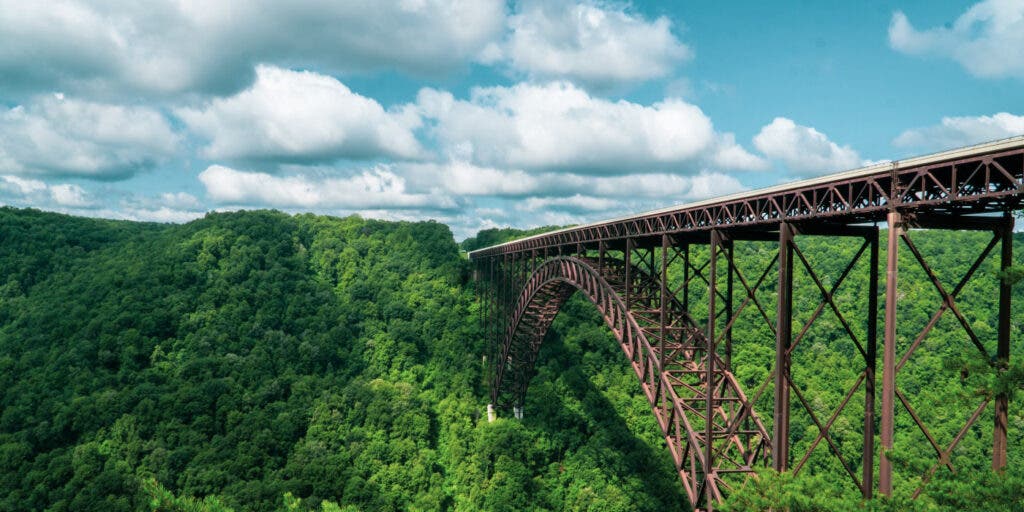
[470, 140, 1024, 258]
[472, 139, 1023, 511]
[879, 212, 1015, 497]
[487, 252, 770, 509]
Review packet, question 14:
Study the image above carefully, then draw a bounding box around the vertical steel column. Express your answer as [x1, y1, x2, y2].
[483, 259, 490, 408]
[505, 251, 516, 407]
[683, 242, 690, 314]
[661, 234, 669, 369]
[510, 253, 517, 295]
[863, 229, 879, 498]
[625, 238, 633, 307]
[503, 253, 510, 317]
[487, 257, 497, 422]
[993, 212, 1013, 470]
[649, 249, 657, 308]
[880, 211, 902, 496]
[498, 254, 505, 338]
[706, 230, 720, 511]
[725, 239, 734, 370]
[518, 252, 525, 290]
[508, 253, 517, 408]
[491, 256, 501, 408]
[773, 223, 794, 472]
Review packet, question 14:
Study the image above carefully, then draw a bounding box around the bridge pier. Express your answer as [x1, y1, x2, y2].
[878, 211, 1017, 497]
[880, 212, 900, 496]
[994, 212, 1013, 471]
[725, 240, 734, 371]
[864, 230, 879, 499]
[705, 230, 721, 509]
[773, 224, 882, 497]
[773, 223, 794, 472]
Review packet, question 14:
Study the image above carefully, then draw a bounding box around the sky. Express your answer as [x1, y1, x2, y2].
[1, 0, 1023, 240]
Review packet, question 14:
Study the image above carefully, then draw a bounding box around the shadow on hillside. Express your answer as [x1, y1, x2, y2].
[521, 293, 691, 511]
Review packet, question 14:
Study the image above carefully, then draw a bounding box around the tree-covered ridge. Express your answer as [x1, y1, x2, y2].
[0, 209, 686, 511]
[0, 209, 1021, 511]
[1, 209, 466, 510]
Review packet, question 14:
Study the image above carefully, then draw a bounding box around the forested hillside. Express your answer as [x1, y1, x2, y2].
[0, 209, 688, 511]
[0, 208, 1021, 511]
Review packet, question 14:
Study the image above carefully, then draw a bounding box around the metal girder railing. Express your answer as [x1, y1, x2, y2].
[469, 137, 1024, 259]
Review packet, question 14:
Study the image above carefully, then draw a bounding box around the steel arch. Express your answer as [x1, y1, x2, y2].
[492, 256, 770, 510]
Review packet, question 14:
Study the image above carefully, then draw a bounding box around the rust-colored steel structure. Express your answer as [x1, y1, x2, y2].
[470, 136, 1024, 511]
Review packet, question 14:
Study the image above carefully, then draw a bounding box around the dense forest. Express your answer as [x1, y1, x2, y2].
[0, 207, 1021, 511]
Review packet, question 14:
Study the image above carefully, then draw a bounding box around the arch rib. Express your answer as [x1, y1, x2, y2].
[492, 256, 771, 510]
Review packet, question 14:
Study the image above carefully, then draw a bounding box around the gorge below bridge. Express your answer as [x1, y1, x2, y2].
[469, 136, 1024, 511]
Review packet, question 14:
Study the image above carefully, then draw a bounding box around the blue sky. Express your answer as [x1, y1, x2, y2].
[0, 1, 1022, 239]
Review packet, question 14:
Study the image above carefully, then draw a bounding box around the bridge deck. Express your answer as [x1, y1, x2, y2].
[469, 135, 1024, 258]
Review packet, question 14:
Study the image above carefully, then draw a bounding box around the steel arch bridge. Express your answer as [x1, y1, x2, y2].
[469, 136, 1024, 511]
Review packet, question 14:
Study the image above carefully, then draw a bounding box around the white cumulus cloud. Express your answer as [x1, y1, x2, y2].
[417, 81, 764, 175]
[401, 159, 747, 204]
[495, 0, 691, 87]
[0, 175, 98, 209]
[518, 194, 618, 213]
[178, 66, 424, 163]
[402, 161, 541, 196]
[49, 183, 94, 207]
[0, 175, 47, 196]
[394, 159, 747, 236]
[0, 94, 179, 179]
[893, 112, 1024, 150]
[121, 207, 205, 223]
[545, 171, 746, 200]
[0, 0, 507, 98]
[113, 191, 206, 223]
[889, 1, 1024, 79]
[198, 165, 455, 210]
[156, 192, 201, 210]
[753, 117, 861, 174]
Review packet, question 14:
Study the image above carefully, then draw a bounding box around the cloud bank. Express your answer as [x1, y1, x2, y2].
[179, 66, 424, 163]
[753, 117, 861, 175]
[418, 81, 765, 175]
[493, 0, 691, 88]
[0, 0, 507, 98]
[0, 94, 179, 179]
[889, 1, 1024, 80]
[894, 112, 1024, 150]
